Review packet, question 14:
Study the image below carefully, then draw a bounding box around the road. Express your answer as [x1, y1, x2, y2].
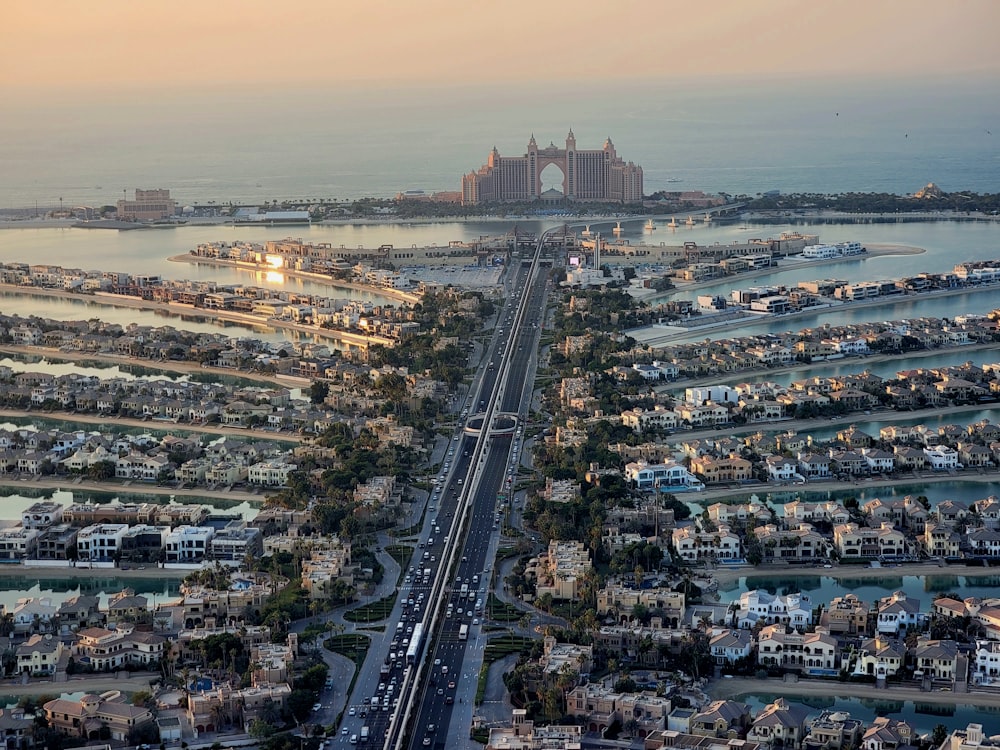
[333, 261, 536, 750]
[406, 245, 551, 749]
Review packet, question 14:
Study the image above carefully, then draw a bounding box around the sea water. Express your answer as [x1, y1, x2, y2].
[1, 75, 998, 209]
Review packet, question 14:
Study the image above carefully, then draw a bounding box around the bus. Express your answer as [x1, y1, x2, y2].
[406, 622, 424, 666]
[458, 623, 469, 641]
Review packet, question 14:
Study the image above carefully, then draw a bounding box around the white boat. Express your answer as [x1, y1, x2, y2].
[612, 221, 623, 235]
[685, 216, 695, 226]
[667, 217, 678, 228]
[581, 225, 592, 237]
[703, 213, 712, 223]
[645, 219, 656, 231]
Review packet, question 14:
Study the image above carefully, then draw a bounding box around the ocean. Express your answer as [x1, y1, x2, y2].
[1, 74, 998, 210]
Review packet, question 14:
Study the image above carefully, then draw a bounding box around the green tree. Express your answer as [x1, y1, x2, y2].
[248, 719, 275, 740]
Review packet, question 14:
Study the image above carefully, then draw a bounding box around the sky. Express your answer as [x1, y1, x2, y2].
[3, 0, 999, 93]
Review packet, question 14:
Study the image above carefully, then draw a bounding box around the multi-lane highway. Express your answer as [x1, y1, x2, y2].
[405, 250, 551, 749]
[336, 235, 553, 749]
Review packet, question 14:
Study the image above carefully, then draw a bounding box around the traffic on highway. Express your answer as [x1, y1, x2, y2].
[336, 234, 554, 749]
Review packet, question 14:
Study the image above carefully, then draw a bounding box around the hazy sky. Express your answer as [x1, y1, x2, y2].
[4, 0, 998, 92]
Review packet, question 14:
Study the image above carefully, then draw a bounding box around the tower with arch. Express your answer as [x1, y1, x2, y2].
[462, 131, 643, 204]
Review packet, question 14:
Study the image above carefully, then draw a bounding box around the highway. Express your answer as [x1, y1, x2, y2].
[335, 233, 553, 750]
[404, 243, 552, 749]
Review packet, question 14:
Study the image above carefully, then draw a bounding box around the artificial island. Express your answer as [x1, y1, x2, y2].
[0, 135, 998, 750]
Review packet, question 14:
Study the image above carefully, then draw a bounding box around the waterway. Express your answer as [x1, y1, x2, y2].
[0, 575, 181, 612]
[0, 220, 533, 288]
[716, 570, 1000, 608]
[688, 479, 1000, 518]
[734, 693, 996, 736]
[0, 487, 258, 521]
[0, 288, 286, 343]
[663, 349, 1000, 398]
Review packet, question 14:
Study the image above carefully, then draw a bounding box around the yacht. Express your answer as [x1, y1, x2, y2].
[667, 217, 678, 229]
[685, 216, 695, 226]
[612, 221, 623, 236]
[703, 213, 712, 223]
[581, 225, 592, 237]
[644, 219, 656, 231]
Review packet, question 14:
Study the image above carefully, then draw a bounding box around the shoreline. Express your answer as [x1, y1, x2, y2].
[3, 210, 999, 231]
[167, 253, 422, 305]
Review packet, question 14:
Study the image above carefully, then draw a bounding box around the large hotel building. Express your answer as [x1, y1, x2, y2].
[461, 131, 643, 205]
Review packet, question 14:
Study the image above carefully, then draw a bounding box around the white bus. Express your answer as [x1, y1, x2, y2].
[458, 623, 469, 641]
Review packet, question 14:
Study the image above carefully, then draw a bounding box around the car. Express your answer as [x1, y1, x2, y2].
[437, 688, 444, 696]
[312, 703, 322, 712]
[348, 707, 356, 716]
[342, 728, 349, 736]
[427, 724, 436, 733]
[447, 681, 455, 689]
[467, 610, 473, 617]
[423, 739, 431, 747]
[445, 696, 454, 705]
[434, 658, 441, 666]
[473, 618, 479, 625]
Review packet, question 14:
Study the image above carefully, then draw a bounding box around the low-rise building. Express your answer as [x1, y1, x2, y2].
[757, 625, 838, 675]
[526, 541, 592, 601]
[747, 698, 812, 748]
[44, 691, 154, 743]
[16, 633, 64, 675]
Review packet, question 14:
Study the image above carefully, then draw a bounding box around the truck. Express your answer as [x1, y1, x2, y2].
[360, 726, 370, 742]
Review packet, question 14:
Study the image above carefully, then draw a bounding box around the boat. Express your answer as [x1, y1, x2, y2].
[612, 221, 623, 236]
[703, 213, 712, 223]
[667, 217, 678, 229]
[685, 216, 695, 226]
[581, 225, 592, 237]
[645, 219, 656, 231]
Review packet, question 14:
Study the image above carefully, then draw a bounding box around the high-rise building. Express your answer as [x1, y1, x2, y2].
[462, 131, 643, 204]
